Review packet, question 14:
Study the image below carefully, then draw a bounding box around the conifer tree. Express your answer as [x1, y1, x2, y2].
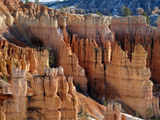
[35, 0, 39, 4]
[122, 6, 132, 16]
[25, 0, 29, 3]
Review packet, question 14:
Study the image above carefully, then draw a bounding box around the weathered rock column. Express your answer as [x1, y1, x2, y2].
[152, 97, 160, 118]
[57, 67, 78, 120]
[104, 103, 122, 120]
[106, 44, 154, 118]
[4, 68, 27, 120]
[143, 80, 153, 118]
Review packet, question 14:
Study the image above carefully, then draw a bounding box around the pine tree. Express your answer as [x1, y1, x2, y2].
[25, 0, 29, 3]
[96, 11, 103, 16]
[122, 6, 132, 16]
[35, 0, 39, 4]
[143, 12, 150, 24]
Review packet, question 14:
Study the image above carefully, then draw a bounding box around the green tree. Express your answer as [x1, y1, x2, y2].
[142, 12, 150, 24]
[25, 0, 29, 3]
[103, 100, 107, 106]
[122, 6, 132, 16]
[96, 11, 103, 16]
[35, 0, 39, 4]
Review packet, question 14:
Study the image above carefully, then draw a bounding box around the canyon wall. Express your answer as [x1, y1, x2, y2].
[13, 8, 88, 93]
[27, 67, 78, 120]
[0, 0, 160, 119]
[0, 39, 49, 78]
[0, 67, 106, 120]
[111, 16, 160, 84]
[106, 43, 153, 118]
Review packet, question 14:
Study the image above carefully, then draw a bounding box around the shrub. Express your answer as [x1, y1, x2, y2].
[96, 11, 103, 16]
[1, 75, 8, 82]
[48, 49, 58, 68]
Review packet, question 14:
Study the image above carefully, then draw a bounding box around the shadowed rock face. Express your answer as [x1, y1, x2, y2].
[0, 0, 160, 119]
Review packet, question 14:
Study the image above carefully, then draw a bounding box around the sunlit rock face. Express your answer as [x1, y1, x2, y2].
[104, 103, 122, 120]
[27, 67, 78, 120]
[0, 2, 106, 120]
[111, 16, 160, 84]
[13, 7, 89, 93]
[0, 2, 14, 27]
[106, 44, 153, 118]
[0, 67, 105, 120]
[67, 14, 113, 43]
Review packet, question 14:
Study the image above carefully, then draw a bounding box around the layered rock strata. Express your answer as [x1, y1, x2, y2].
[106, 44, 153, 118]
[27, 67, 78, 120]
[0, 39, 49, 77]
[14, 9, 88, 93]
[111, 16, 160, 85]
[0, 0, 160, 119]
[0, 68, 27, 120]
[0, 67, 106, 120]
[104, 103, 122, 120]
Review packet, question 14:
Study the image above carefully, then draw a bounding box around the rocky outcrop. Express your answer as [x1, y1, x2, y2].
[0, 39, 49, 77]
[13, 8, 88, 93]
[67, 14, 113, 42]
[27, 67, 78, 120]
[0, 1, 14, 27]
[111, 16, 160, 85]
[0, 1, 160, 119]
[0, 67, 106, 120]
[0, 68, 27, 120]
[12, 5, 158, 118]
[104, 103, 122, 120]
[106, 44, 153, 118]
[68, 34, 112, 100]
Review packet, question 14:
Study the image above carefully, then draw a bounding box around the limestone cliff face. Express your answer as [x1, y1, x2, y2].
[2, 1, 113, 97]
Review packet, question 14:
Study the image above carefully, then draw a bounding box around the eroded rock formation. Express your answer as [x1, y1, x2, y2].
[111, 16, 160, 85]
[27, 67, 78, 120]
[104, 103, 122, 120]
[0, 67, 105, 120]
[0, 39, 49, 77]
[0, 0, 160, 119]
[106, 44, 153, 118]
